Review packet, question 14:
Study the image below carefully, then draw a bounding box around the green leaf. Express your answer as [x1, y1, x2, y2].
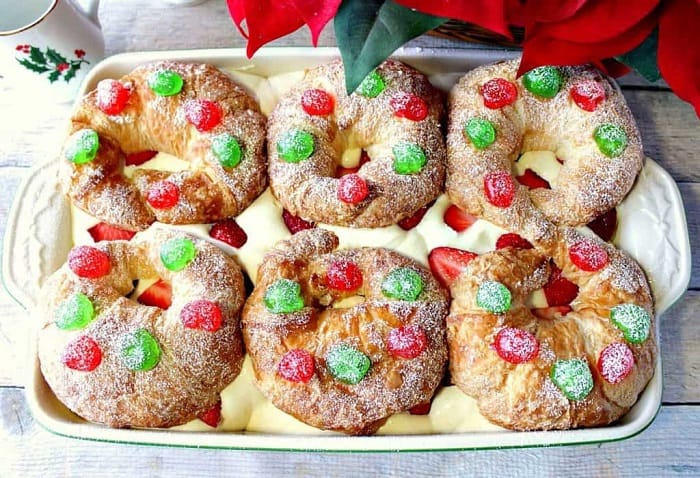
[46, 47, 68, 66]
[29, 46, 46, 65]
[615, 29, 660, 83]
[335, 0, 445, 93]
[64, 66, 78, 83]
[16, 58, 49, 73]
[48, 70, 61, 83]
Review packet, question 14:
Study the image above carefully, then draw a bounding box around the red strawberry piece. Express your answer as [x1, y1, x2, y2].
[337, 173, 369, 204]
[481, 78, 518, 109]
[209, 219, 248, 248]
[543, 265, 579, 306]
[569, 241, 609, 271]
[597, 342, 634, 384]
[68, 245, 111, 279]
[493, 327, 539, 364]
[277, 349, 315, 383]
[301, 88, 334, 116]
[62, 335, 102, 371]
[389, 92, 428, 121]
[587, 208, 617, 242]
[495, 233, 533, 250]
[428, 246, 478, 288]
[484, 171, 516, 208]
[88, 223, 137, 242]
[326, 260, 363, 292]
[531, 305, 572, 320]
[184, 99, 222, 132]
[282, 209, 315, 234]
[570, 80, 606, 112]
[443, 204, 477, 232]
[409, 401, 432, 415]
[96, 79, 131, 115]
[145, 180, 179, 209]
[386, 325, 428, 359]
[137, 279, 172, 310]
[125, 150, 158, 166]
[197, 399, 222, 428]
[335, 150, 370, 177]
[180, 299, 222, 332]
[516, 169, 551, 189]
[398, 203, 431, 230]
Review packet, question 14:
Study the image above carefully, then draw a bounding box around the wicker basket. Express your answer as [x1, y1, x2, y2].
[429, 20, 524, 48]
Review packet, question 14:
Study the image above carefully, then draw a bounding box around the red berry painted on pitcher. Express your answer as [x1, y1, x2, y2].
[387, 325, 428, 359]
[68, 245, 111, 279]
[337, 173, 369, 204]
[278, 349, 315, 383]
[390, 92, 428, 121]
[301, 88, 334, 116]
[569, 240, 609, 271]
[481, 78, 518, 109]
[209, 219, 248, 248]
[326, 260, 363, 292]
[180, 299, 222, 332]
[484, 171, 515, 208]
[570, 80, 606, 112]
[494, 327, 539, 364]
[62, 336, 102, 371]
[146, 181, 179, 209]
[598, 342, 634, 384]
[184, 99, 222, 132]
[96, 79, 131, 115]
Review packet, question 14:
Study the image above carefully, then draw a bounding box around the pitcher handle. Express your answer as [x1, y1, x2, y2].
[74, 0, 102, 27]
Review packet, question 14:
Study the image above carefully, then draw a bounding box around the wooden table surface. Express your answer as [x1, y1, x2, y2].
[1, 1, 698, 476]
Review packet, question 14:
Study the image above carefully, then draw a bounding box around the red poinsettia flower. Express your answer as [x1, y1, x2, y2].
[75, 49, 86, 58]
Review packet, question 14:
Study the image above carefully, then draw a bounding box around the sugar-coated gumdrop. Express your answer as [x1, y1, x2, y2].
[389, 92, 428, 121]
[326, 260, 363, 292]
[65, 129, 99, 164]
[495, 233, 533, 250]
[96, 79, 131, 115]
[159, 237, 196, 272]
[146, 180, 179, 209]
[277, 129, 314, 163]
[569, 240, 609, 271]
[148, 69, 183, 96]
[594, 123, 628, 157]
[62, 335, 102, 371]
[356, 70, 385, 98]
[598, 342, 635, 384]
[386, 325, 428, 359]
[570, 80, 605, 112]
[481, 78, 518, 109]
[610, 304, 651, 344]
[392, 142, 427, 175]
[264, 278, 305, 313]
[180, 300, 222, 332]
[522, 66, 563, 98]
[494, 327, 539, 364]
[211, 133, 242, 168]
[337, 173, 369, 204]
[209, 218, 248, 248]
[278, 349, 315, 383]
[550, 358, 594, 401]
[184, 99, 222, 132]
[326, 343, 371, 384]
[55, 293, 95, 330]
[68, 245, 111, 279]
[119, 328, 161, 371]
[464, 118, 496, 149]
[484, 170, 516, 208]
[476, 280, 511, 314]
[301, 89, 334, 116]
[381, 267, 424, 301]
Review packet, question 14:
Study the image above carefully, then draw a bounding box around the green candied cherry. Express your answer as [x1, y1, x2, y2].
[147, 69, 183, 96]
[356, 70, 385, 98]
[264, 278, 305, 313]
[65, 129, 99, 164]
[326, 343, 371, 384]
[550, 358, 594, 401]
[277, 129, 314, 163]
[160, 237, 196, 272]
[464, 118, 496, 149]
[55, 292, 95, 330]
[392, 142, 427, 174]
[381, 267, 424, 301]
[522, 66, 564, 98]
[593, 123, 628, 157]
[476, 280, 511, 314]
[119, 328, 161, 371]
[610, 304, 651, 344]
[211, 133, 242, 168]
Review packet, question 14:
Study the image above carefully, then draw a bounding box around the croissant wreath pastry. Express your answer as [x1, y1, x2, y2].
[242, 229, 449, 434]
[61, 61, 267, 231]
[37, 228, 246, 428]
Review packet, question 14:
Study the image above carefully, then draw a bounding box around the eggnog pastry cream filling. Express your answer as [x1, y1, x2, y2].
[67, 68, 623, 435]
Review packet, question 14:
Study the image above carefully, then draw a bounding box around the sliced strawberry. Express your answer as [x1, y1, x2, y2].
[398, 202, 432, 230]
[335, 149, 371, 177]
[88, 222, 137, 242]
[409, 401, 432, 415]
[532, 305, 572, 320]
[125, 150, 158, 166]
[137, 279, 172, 310]
[282, 209, 315, 234]
[516, 169, 550, 189]
[209, 218, 248, 248]
[197, 399, 222, 428]
[428, 247, 478, 288]
[587, 208, 617, 242]
[443, 205, 478, 232]
[543, 265, 579, 306]
[495, 232, 533, 250]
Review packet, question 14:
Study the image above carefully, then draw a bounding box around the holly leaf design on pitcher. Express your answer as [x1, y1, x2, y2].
[15, 44, 90, 84]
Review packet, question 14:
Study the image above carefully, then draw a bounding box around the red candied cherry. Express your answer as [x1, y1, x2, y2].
[180, 300, 223, 332]
[389, 92, 428, 121]
[337, 173, 369, 204]
[587, 209, 617, 242]
[517, 169, 550, 190]
[443, 204, 477, 232]
[570, 80, 606, 112]
[68, 245, 111, 279]
[569, 240, 609, 271]
[62, 335, 102, 371]
[481, 78, 518, 109]
[278, 349, 315, 383]
[326, 260, 363, 292]
[96, 79, 131, 115]
[125, 150, 158, 166]
[398, 203, 431, 230]
[184, 99, 222, 132]
[209, 219, 248, 248]
[484, 171, 516, 208]
[301, 88, 334, 116]
[282, 209, 315, 234]
[493, 327, 539, 364]
[197, 399, 222, 428]
[495, 233, 533, 250]
[543, 265, 579, 307]
[597, 342, 634, 384]
[145, 180, 179, 209]
[386, 325, 428, 359]
[409, 401, 432, 415]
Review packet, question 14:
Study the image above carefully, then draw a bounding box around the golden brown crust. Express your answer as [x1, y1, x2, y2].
[267, 60, 446, 228]
[61, 61, 267, 231]
[37, 228, 246, 428]
[242, 229, 449, 434]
